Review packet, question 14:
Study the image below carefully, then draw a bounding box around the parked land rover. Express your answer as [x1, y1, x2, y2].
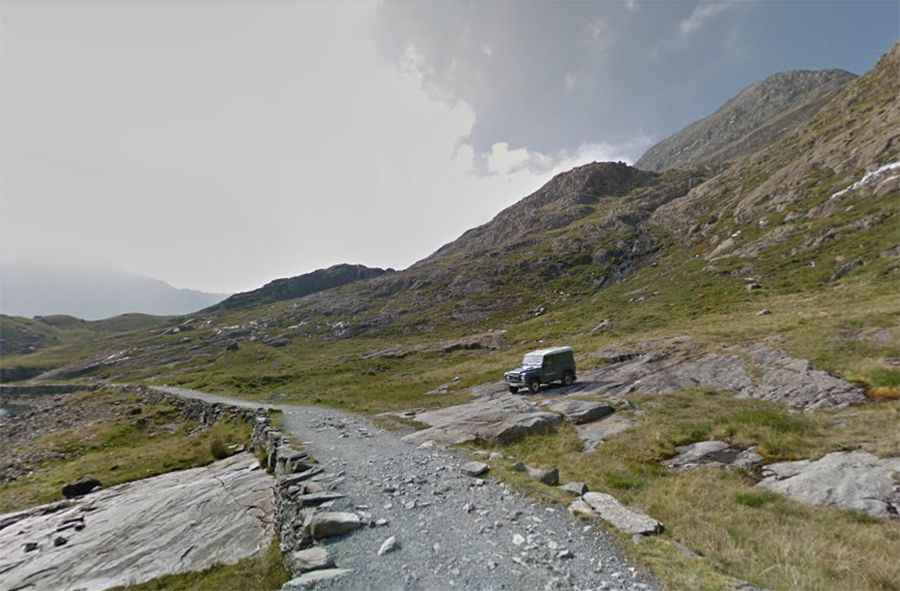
[504, 346, 576, 394]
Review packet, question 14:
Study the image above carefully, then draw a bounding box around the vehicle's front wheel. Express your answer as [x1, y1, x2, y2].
[527, 379, 541, 394]
[562, 371, 575, 386]
[508, 386, 519, 394]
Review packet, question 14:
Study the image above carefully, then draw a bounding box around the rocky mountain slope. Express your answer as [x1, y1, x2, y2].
[636, 69, 856, 172]
[208, 264, 392, 312]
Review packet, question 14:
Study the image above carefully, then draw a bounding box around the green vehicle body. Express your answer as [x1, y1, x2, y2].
[504, 346, 576, 394]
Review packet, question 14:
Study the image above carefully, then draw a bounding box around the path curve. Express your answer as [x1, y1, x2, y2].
[154, 386, 658, 591]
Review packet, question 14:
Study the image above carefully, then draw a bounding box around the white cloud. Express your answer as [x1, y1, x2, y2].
[680, 1, 737, 37]
[564, 72, 577, 92]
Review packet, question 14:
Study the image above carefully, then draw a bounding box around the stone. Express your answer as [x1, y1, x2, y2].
[61, 478, 102, 499]
[558, 482, 588, 495]
[664, 441, 762, 471]
[460, 461, 489, 477]
[757, 451, 900, 518]
[23, 542, 39, 553]
[512, 533, 525, 546]
[378, 535, 399, 556]
[526, 465, 559, 485]
[282, 568, 353, 589]
[582, 492, 663, 536]
[590, 319, 613, 334]
[296, 492, 346, 506]
[547, 400, 615, 425]
[0, 453, 273, 591]
[757, 309, 771, 316]
[576, 416, 634, 452]
[53, 536, 67, 547]
[567, 499, 597, 519]
[401, 395, 562, 446]
[286, 547, 334, 573]
[307, 512, 363, 539]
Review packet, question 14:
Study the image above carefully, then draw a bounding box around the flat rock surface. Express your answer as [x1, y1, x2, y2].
[158, 387, 658, 591]
[401, 394, 562, 446]
[757, 451, 900, 518]
[0, 453, 274, 591]
[572, 342, 865, 411]
[664, 441, 763, 471]
[581, 493, 663, 536]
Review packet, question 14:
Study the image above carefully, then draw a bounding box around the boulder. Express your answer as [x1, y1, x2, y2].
[582, 492, 663, 536]
[285, 547, 334, 574]
[526, 465, 559, 486]
[547, 400, 615, 425]
[664, 441, 763, 471]
[282, 568, 353, 589]
[567, 499, 597, 519]
[757, 451, 900, 518]
[460, 461, 489, 477]
[558, 482, 588, 495]
[307, 512, 363, 539]
[61, 478, 102, 499]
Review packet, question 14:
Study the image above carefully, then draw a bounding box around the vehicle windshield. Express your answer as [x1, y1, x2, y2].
[522, 354, 543, 367]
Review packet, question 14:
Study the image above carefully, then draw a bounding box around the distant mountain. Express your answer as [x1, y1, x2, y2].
[207, 263, 393, 312]
[0, 263, 227, 320]
[636, 69, 856, 172]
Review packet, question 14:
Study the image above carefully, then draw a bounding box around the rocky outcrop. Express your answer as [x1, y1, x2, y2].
[580, 492, 663, 536]
[401, 394, 563, 446]
[664, 441, 763, 471]
[581, 341, 865, 411]
[757, 451, 900, 519]
[636, 69, 855, 172]
[0, 453, 274, 591]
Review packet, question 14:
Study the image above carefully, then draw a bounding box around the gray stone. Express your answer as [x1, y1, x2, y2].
[757, 451, 900, 518]
[401, 395, 562, 446]
[282, 568, 353, 589]
[296, 492, 346, 506]
[307, 512, 363, 539]
[558, 481, 588, 495]
[582, 492, 663, 536]
[461, 461, 489, 477]
[576, 415, 634, 452]
[286, 547, 334, 574]
[547, 400, 615, 425]
[567, 499, 597, 519]
[664, 441, 763, 471]
[526, 466, 559, 486]
[377, 535, 399, 556]
[0, 453, 273, 591]
[61, 478, 101, 499]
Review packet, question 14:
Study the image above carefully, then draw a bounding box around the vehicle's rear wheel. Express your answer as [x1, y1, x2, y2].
[527, 379, 541, 394]
[562, 371, 575, 386]
[508, 386, 519, 394]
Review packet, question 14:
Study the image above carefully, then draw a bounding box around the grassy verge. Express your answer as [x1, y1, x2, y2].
[479, 392, 900, 591]
[110, 539, 290, 591]
[0, 402, 251, 513]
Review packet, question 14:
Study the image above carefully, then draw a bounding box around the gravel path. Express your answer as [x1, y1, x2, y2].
[155, 387, 659, 591]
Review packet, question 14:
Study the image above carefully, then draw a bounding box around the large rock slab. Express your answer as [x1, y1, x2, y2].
[664, 441, 763, 471]
[307, 512, 363, 539]
[581, 492, 663, 536]
[578, 342, 865, 410]
[401, 394, 562, 446]
[576, 415, 635, 452]
[757, 451, 900, 518]
[0, 453, 274, 591]
[282, 568, 353, 589]
[547, 399, 615, 425]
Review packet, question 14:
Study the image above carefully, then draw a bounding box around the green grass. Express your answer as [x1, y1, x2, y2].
[476, 392, 900, 591]
[110, 539, 289, 591]
[0, 402, 251, 513]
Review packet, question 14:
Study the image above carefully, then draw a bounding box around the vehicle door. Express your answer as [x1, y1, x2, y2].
[543, 354, 560, 382]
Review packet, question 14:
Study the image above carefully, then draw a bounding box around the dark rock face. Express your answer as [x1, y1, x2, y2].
[208, 264, 392, 311]
[636, 69, 856, 172]
[61, 478, 102, 499]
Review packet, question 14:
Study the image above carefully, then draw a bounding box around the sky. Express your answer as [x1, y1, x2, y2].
[0, 0, 897, 294]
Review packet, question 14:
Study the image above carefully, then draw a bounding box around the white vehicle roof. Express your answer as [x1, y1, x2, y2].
[524, 346, 573, 357]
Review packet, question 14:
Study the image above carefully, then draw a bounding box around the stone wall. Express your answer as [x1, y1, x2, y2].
[123, 385, 315, 564]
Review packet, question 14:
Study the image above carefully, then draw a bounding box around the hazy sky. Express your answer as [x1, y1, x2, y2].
[1, 1, 896, 293]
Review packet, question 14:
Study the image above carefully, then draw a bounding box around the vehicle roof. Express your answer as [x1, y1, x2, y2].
[524, 346, 573, 357]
